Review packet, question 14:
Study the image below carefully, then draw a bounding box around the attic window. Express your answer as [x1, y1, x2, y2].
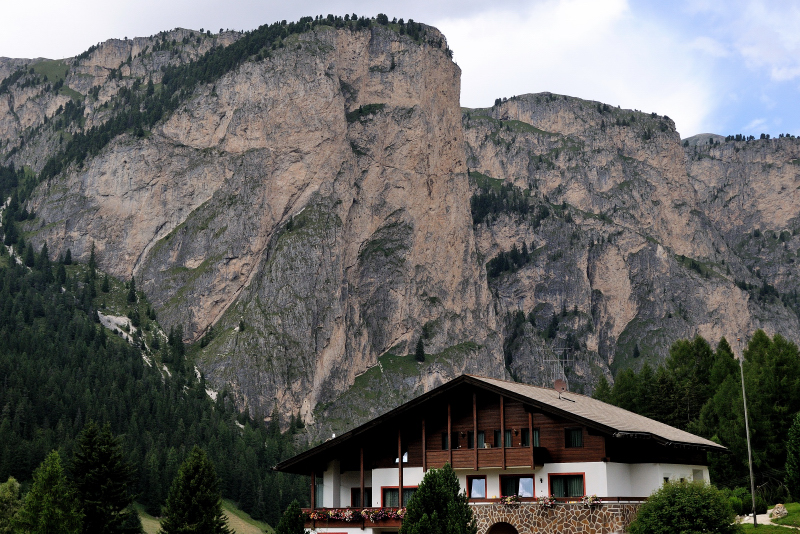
[565, 428, 583, 448]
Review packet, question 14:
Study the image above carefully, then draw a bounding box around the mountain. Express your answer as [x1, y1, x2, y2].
[1, 17, 798, 437]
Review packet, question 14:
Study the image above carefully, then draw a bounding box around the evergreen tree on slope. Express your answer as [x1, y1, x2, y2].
[13, 451, 83, 534]
[71, 421, 143, 534]
[159, 446, 231, 534]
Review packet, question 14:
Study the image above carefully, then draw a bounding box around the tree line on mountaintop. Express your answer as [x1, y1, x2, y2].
[0, 212, 309, 525]
[594, 332, 800, 510]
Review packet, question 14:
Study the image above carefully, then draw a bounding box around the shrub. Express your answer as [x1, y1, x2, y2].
[629, 480, 740, 534]
[399, 463, 476, 534]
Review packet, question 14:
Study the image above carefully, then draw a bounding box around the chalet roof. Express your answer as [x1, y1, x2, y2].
[274, 374, 725, 473]
[467, 375, 723, 450]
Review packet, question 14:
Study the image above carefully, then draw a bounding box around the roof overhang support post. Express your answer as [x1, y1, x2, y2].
[360, 446, 365, 508]
[422, 418, 427, 472]
[473, 392, 478, 470]
[529, 411, 535, 469]
[448, 402, 453, 466]
[501, 395, 506, 470]
[310, 471, 316, 510]
[398, 428, 403, 508]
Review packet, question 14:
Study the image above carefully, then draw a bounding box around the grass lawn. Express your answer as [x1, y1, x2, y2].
[136, 500, 271, 534]
[773, 502, 800, 528]
[134, 504, 160, 534]
[741, 524, 797, 533]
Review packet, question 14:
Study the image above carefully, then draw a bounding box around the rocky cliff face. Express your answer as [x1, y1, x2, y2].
[2, 21, 799, 434]
[6, 23, 503, 429]
[464, 95, 800, 387]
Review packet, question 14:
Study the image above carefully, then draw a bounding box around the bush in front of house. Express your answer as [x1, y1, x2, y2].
[629, 480, 740, 534]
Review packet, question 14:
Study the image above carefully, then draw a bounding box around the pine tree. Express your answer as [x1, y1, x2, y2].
[0, 477, 21, 534]
[13, 451, 83, 534]
[786, 412, 800, 500]
[101, 274, 110, 293]
[89, 242, 97, 280]
[23, 244, 35, 267]
[399, 463, 476, 534]
[415, 337, 425, 362]
[274, 500, 305, 534]
[127, 276, 137, 303]
[159, 446, 231, 534]
[64, 248, 72, 265]
[71, 421, 142, 534]
[592, 377, 613, 403]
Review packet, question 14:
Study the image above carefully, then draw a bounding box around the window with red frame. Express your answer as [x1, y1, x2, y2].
[467, 475, 486, 499]
[499, 475, 534, 497]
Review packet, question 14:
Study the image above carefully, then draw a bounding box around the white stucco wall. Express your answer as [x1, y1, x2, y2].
[339, 469, 373, 507]
[370, 467, 425, 507]
[321, 460, 711, 508]
[310, 528, 369, 534]
[604, 462, 632, 497]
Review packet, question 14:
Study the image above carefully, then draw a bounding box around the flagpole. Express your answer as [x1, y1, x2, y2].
[738, 337, 758, 527]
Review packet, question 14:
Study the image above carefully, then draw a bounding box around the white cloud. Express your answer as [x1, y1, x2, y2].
[435, 0, 718, 136]
[690, 0, 800, 82]
[689, 36, 729, 58]
[743, 118, 766, 131]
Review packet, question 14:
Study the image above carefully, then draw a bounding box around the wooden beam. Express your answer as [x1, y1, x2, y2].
[422, 418, 427, 472]
[500, 395, 506, 470]
[529, 411, 534, 469]
[398, 428, 403, 508]
[310, 471, 316, 510]
[360, 447, 365, 508]
[473, 392, 478, 470]
[447, 402, 453, 466]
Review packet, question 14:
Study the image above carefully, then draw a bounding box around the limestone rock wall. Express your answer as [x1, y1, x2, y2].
[20, 25, 503, 424]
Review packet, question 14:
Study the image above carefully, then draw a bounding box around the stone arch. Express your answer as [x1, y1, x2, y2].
[486, 521, 519, 534]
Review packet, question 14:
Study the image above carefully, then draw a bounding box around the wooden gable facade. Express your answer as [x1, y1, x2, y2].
[277, 375, 719, 511]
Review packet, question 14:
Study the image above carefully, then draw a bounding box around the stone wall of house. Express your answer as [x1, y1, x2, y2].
[471, 502, 641, 534]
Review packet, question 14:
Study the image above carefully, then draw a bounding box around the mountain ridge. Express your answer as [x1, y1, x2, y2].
[1, 17, 798, 434]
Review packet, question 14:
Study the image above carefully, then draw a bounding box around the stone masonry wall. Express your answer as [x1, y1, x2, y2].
[471, 503, 641, 534]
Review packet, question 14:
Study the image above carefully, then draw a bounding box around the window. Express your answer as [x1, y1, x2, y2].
[494, 430, 501, 448]
[549, 474, 584, 498]
[315, 475, 324, 505]
[505, 429, 513, 447]
[394, 451, 408, 463]
[500, 475, 534, 498]
[351, 487, 372, 507]
[521, 428, 539, 447]
[467, 476, 486, 499]
[442, 432, 448, 450]
[467, 431, 474, 449]
[565, 428, 583, 448]
[452, 431, 460, 449]
[382, 487, 417, 508]
[477, 431, 485, 448]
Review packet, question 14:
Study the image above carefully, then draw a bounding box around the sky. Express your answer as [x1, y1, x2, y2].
[2, 0, 800, 138]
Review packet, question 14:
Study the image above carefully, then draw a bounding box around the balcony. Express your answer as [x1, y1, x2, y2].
[303, 507, 404, 529]
[425, 446, 549, 469]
